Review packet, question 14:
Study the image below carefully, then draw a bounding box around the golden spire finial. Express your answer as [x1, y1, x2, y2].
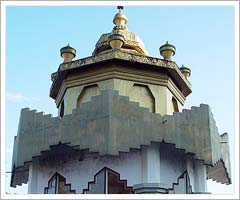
[93, 6, 148, 56]
[113, 6, 128, 31]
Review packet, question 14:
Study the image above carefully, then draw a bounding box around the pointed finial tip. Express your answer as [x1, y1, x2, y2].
[117, 6, 124, 10]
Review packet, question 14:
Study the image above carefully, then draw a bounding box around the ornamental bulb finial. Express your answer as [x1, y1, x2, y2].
[113, 6, 128, 31]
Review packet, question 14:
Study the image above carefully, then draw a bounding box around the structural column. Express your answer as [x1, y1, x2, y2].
[194, 160, 207, 193]
[28, 159, 39, 194]
[134, 143, 164, 193]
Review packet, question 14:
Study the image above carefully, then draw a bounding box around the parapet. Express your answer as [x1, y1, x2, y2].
[11, 90, 231, 187]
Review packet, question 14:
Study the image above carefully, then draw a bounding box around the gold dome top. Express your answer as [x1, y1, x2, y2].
[113, 6, 128, 31]
[92, 6, 147, 56]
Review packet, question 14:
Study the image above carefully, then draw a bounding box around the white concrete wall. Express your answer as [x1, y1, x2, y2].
[28, 150, 142, 194]
[160, 144, 188, 188]
[28, 144, 206, 194]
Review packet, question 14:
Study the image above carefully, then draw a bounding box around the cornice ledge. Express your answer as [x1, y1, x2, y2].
[50, 50, 191, 100]
[59, 49, 177, 72]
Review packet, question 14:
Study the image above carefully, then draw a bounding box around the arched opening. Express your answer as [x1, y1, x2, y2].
[77, 84, 100, 108]
[128, 84, 155, 113]
[83, 167, 133, 194]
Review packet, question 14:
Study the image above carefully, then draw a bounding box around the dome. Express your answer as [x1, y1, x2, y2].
[92, 7, 147, 56]
[60, 44, 76, 57]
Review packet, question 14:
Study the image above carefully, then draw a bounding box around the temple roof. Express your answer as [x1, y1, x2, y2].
[11, 90, 231, 187]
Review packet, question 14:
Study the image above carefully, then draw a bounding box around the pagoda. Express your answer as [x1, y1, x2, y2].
[11, 7, 231, 194]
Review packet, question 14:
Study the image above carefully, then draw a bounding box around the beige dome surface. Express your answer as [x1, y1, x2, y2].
[92, 31, 147, 56]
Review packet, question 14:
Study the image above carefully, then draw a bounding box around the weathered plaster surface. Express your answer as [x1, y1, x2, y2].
[11, 90, 231, 187]
[28, 150, 142, 194]
[28, 144, 204, 194]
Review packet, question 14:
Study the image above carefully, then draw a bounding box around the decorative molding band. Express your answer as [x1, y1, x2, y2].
[50, 49, 192, 99]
